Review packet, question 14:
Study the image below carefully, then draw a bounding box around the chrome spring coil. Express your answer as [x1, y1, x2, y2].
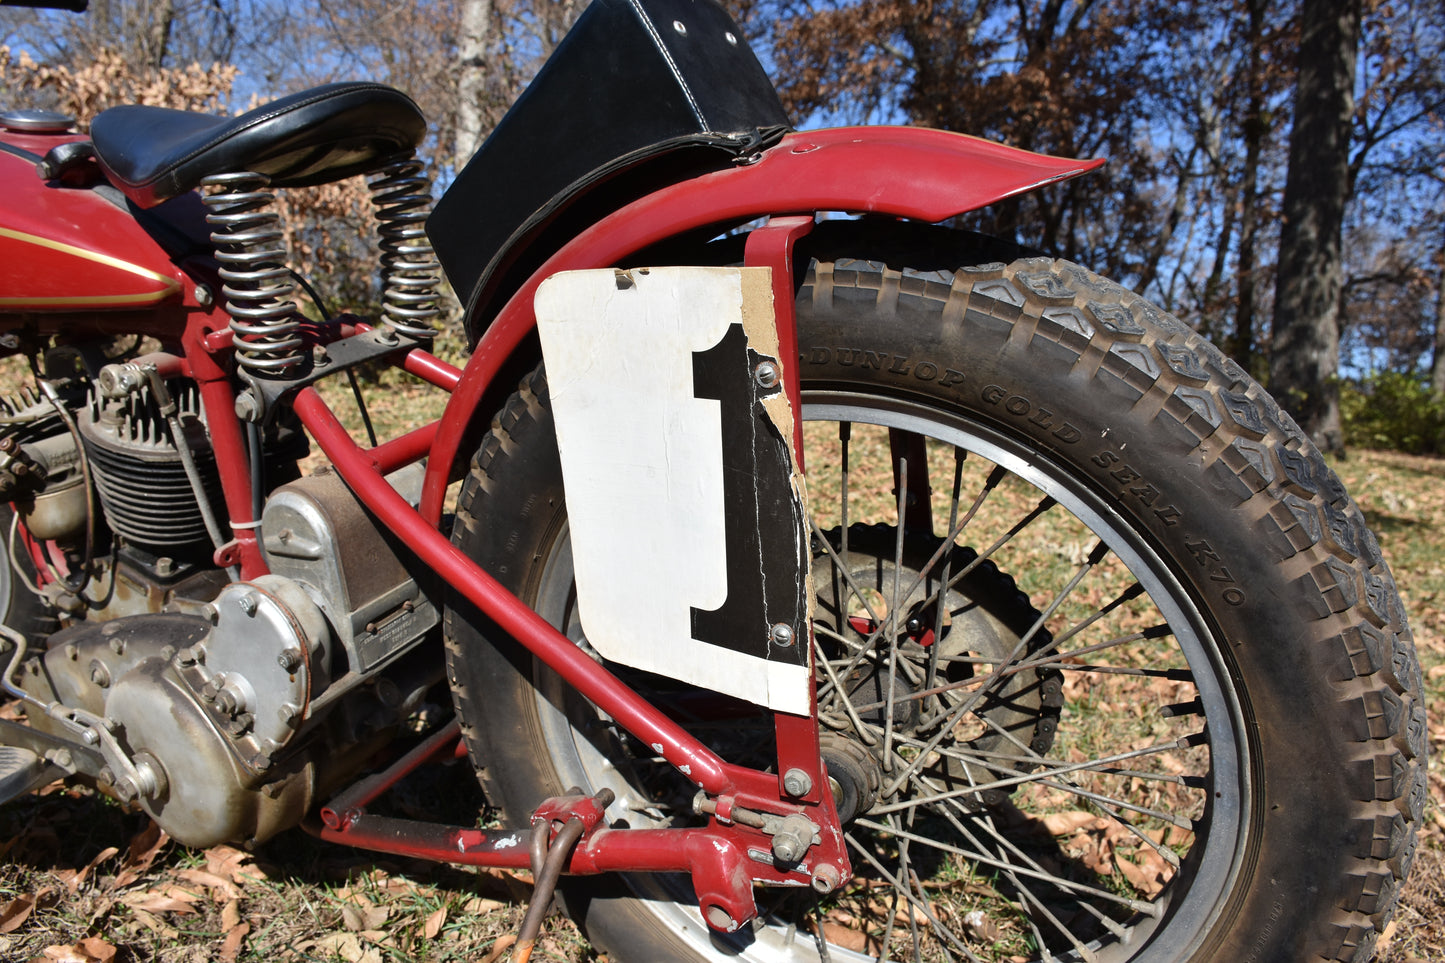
[369, 154, 442, 339]
[202, 171, 303, 376]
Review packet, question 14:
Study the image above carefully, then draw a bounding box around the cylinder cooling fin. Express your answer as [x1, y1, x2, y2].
[77, 379, 224, 559]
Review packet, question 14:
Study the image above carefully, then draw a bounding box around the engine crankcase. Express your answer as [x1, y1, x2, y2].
[35, 574, 332, 846]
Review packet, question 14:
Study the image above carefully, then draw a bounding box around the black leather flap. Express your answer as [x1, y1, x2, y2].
[428, 0, 791, 335]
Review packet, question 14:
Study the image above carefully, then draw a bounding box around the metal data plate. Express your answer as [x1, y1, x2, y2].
[535, 266, 810, 714]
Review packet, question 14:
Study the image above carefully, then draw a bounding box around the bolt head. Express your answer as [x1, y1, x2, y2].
[782, 768, 813, 797]
[754, 361, 780, 389]
[113, 776, 138, 803]
[237, 593, 258, 617]
[770, 622, 794, 646]
[234, 391, 258, 421]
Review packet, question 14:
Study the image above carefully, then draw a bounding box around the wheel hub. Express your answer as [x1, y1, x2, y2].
[819, 733, 882, 824]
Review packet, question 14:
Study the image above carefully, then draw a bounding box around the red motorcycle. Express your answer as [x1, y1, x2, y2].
[0, 1, 1424, 960]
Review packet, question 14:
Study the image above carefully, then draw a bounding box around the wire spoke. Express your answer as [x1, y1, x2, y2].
[844, 833, 985, 962]
[852, 818, 1160, 917]
[874, 737, 1193, 815]
[882, 540, 1110, 797]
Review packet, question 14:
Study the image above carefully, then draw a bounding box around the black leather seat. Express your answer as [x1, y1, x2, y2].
[90, 82, 427, 208]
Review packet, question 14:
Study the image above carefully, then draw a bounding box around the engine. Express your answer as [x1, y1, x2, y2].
[77, 377, 225, 563]
[0, 384, 86, 544]
[2, 346, 442, 847]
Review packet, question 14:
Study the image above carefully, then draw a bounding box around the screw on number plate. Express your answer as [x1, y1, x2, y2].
[754, 361, 780, 389]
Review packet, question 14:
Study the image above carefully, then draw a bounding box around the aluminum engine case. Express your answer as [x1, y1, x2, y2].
[260, 463, 438, 674]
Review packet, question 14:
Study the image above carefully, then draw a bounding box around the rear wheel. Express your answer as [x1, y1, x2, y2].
[445, 229, 1423, 962]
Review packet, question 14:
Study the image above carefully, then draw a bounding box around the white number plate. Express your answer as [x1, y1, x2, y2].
[535, 266, 810, 713]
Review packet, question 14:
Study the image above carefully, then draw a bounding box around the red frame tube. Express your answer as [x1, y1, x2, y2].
[293, 385, 745, 798]
[294, 215, 856, 896]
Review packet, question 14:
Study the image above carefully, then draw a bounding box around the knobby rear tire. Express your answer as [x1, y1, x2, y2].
[444, 226, 1423, 963]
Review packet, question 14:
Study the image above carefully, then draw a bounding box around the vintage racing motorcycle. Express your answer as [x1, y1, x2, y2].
[0, 0, 1425, 960]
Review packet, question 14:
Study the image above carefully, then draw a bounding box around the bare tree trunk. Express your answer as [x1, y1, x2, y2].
[1230, 0, 1268, 376]
[1431, 232, 1445, 395]
[1269, 0, 1360, 453]
[455, 0, 495, 172]
[143, 0, 176, 69]
[1199, 181, 1237, 345]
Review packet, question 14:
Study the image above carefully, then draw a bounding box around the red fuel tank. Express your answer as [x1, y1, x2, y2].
[1, 115, 187, 314]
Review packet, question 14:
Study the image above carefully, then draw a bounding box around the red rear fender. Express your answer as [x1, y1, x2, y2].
[420, 126, 1103, 520]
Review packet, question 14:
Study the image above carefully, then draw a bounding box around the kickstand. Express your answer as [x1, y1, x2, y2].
[511, 787, 614, 962]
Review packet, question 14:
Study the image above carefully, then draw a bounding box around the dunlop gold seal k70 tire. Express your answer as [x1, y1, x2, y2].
[445, 224, 1423, 963]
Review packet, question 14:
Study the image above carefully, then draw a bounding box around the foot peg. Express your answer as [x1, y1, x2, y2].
[0, 746, 59, 806]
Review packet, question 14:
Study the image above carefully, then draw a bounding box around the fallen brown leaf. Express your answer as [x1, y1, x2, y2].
[462, 896, 507, 915]
[0, 893, 37, 934]
[111, 822, 168, 890]
[205, 844, 267, 885]
[57, 845, 120, 895]
[219, 920, 250, 963]
[119, 890, 200, 915]
[176, 867, 241, 901]
[339, 900, 389, 932]
[1118, 853, 1168, 898]
[818, 922, 876, 955]
[1041, 811, 1101, 836]
[481, 933, 518, 963]
[309, 931, 381, 963]
[423, 905, 447, 939]
[41, 936, 117, 962]
[125, 906, 179, 939]
[221, 898, 241, 932]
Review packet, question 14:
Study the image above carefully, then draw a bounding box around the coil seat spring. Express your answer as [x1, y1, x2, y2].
[369, 154, 443, 340]
[202, 171, 303, 378]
